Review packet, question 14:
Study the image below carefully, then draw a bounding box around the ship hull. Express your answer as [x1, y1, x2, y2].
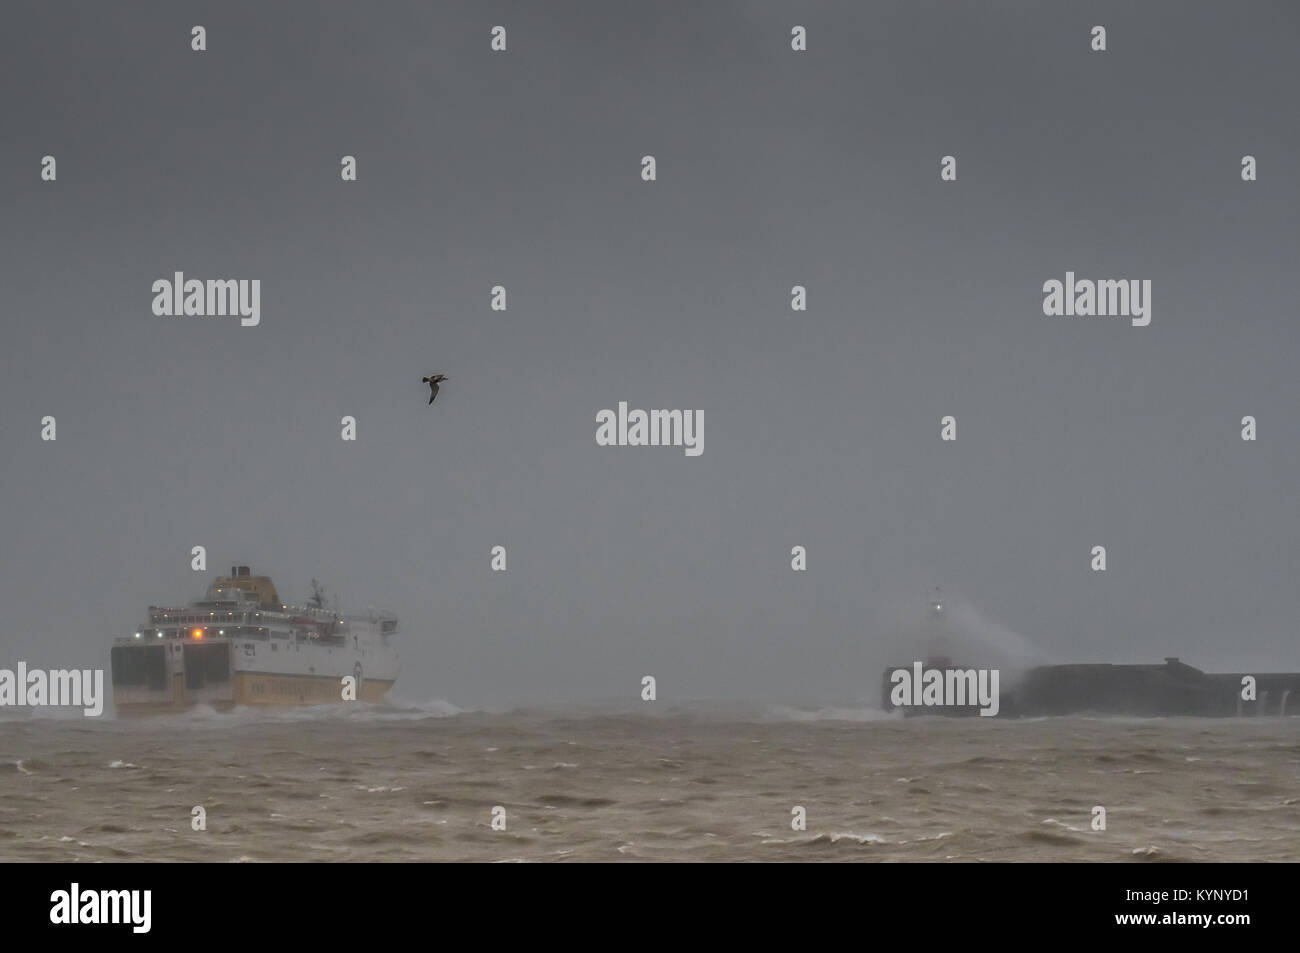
[113, 672, 396, 715]
[111, 638, 398, 716]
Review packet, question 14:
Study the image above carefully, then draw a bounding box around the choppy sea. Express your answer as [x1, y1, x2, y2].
[2, 701, 1297, 861]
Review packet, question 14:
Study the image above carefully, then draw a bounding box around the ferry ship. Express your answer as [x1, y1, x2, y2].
[110, 566, 399, 715]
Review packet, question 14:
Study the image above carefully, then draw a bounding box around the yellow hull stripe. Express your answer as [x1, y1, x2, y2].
[237, 672, 393, 705]
[114, 671, 393, 714]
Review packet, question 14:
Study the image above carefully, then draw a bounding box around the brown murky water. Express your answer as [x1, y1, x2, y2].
[2, 703, 1297, 861]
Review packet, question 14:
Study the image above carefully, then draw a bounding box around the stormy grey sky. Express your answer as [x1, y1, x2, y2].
[2, 1, 1297, 709]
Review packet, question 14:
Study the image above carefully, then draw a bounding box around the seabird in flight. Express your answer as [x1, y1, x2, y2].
[422, 374, 448, 404]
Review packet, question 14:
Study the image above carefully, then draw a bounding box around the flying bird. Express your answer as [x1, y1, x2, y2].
[422, 374, 448, 404]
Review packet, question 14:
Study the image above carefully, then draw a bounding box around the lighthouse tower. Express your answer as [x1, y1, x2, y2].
[924, 586, 955, 667]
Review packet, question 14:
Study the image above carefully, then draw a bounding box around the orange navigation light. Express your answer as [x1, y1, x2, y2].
[192, 628, 203, 639]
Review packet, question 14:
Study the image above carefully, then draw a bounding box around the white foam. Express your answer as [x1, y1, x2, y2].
[766, 705, 896, 723]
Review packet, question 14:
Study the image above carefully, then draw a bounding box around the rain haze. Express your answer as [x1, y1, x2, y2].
[2, 0, 1298, 712]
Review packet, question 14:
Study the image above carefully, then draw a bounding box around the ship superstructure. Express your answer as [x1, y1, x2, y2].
[110, 566, 399, 714]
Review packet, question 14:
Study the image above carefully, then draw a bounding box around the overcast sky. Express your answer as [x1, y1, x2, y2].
[2, 1, 1297, 709]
